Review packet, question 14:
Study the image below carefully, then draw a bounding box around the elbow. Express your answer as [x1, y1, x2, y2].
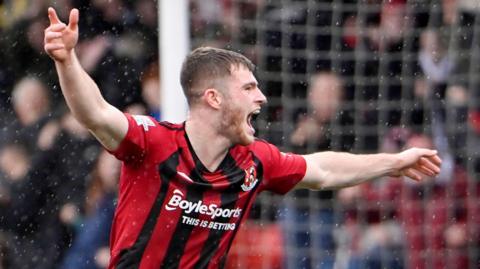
[312, 182, 329, 191]
[312, 172, 356, 190]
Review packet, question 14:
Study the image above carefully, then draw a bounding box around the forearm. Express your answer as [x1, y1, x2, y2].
[302, 151, 400, 190]
[45, 8, 128, 151]
[55, 50, 109, 128]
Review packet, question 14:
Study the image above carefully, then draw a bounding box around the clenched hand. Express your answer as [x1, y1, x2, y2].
[390, 148, 442, 181]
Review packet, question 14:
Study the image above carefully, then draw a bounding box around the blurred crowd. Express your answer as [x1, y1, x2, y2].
[0, 0, 480, 268]
[0, 0, 159, 268]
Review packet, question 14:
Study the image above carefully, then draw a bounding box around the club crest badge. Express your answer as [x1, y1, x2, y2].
[241, 166, 258, 192]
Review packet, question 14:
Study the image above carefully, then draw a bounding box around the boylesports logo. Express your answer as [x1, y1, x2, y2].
[165, 189, 242, 220]
[241, 166, 258, 192]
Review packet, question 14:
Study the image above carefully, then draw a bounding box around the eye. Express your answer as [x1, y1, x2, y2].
[244, 83, 257, 91]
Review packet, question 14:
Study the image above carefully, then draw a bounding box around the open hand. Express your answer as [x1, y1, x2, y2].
[390, 147, 442, 181]
[44, 7, 79, 62]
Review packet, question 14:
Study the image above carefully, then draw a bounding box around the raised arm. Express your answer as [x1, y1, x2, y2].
[297, 147, 442, 190]
[44, 7, 127, 151]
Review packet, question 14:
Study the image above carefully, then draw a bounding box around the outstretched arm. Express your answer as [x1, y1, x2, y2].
[297, 148, 442, 190]
[44, 7, 127, 151]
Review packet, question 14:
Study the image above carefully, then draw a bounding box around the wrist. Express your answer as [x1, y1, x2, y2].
[385, 153, 403, 176]
[55, 50, 77, 66]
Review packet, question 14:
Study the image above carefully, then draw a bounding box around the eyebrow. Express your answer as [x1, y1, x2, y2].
[242, 82, 258, 89]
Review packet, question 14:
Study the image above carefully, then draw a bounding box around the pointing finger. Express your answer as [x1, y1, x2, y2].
[68, 8, 79, 31]
[48, 7, 62, 25]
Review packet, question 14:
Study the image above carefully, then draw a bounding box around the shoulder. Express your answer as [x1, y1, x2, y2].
[126, 114, 185, 149]
[249, 138, 277, 150]
[128, 114, 184, 133]
[244, 139, 279, 162]
[157, 121, 185, 131]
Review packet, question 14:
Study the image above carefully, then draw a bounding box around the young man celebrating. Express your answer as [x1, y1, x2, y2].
[44, 8, 441, 269]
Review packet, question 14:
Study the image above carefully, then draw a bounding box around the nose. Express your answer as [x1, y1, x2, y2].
[256, 87, 267, 105]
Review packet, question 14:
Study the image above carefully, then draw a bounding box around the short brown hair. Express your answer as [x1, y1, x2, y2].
[180, 47, 255, 105]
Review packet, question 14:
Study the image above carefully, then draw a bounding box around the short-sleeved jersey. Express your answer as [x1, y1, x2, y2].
[107, 114, 307, 269]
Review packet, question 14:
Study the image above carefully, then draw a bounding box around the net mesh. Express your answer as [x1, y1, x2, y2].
[189, 0, 480, 268]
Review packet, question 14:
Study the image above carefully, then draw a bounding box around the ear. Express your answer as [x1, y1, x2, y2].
[203, 88, 223, 110]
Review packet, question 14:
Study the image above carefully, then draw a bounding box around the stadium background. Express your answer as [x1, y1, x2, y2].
[0, 0, 479, 268]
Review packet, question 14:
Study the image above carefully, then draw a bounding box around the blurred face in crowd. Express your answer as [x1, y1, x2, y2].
[442, 0, 458, 25]
[0, 144, 30, 182]
[381, 2, 406, 41]
[308, 73, 343, 123]
[92, 0, 125, 22]
[405, 134, 436, 182]
[405, 134, 434, 149]
[135, 0, 158, 27]
[12, 77, 50, 126]
[217, 65, 266, 146]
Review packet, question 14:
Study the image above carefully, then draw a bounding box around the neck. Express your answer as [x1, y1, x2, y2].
[185, 110, 231, 172]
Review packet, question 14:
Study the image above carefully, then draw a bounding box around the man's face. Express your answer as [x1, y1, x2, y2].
[218, 66, 267, 145]
[308, 74, 342, 123]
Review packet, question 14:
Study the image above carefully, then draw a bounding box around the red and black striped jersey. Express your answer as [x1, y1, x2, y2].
[107, 114, 306, 269]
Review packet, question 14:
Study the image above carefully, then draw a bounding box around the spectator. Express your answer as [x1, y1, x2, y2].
[59, 150, 120, 269]
[2, 14, 58, 90]
[9, 76, 52, 153]
[374, 128, 477, 269]
[131, 0, 159, 63]
[339, 0, 415, 150]
[4, 109, 98, 269]
[415, 29, 456, 184]
[283, 72, 354, 269]
[0, 142, 31, 228]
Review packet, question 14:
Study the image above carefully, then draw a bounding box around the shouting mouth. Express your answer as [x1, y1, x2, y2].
[247, 109, 261, 134]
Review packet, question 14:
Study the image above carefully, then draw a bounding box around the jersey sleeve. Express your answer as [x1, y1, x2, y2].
[252, 140, 307, 194]
[107, 113, 155, 164]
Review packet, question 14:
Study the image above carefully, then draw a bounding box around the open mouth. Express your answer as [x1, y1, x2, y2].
[247, 109, 261, 131]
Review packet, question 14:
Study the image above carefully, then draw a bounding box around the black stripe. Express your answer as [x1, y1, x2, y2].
[218, 157, 264, 268]
[193, 153, 248, 269]
[160, 165, 211, 269]
[158, 121, 185, 131]
[116, 151, 180, 269]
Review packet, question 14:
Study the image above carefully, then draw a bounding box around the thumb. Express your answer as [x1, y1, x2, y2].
[419, 148, 437, 157]
[68, 8, 79, 31]
[48, 7, 61, 24]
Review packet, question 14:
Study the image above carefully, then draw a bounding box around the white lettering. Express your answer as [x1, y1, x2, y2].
[165, 189, 242, 220]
